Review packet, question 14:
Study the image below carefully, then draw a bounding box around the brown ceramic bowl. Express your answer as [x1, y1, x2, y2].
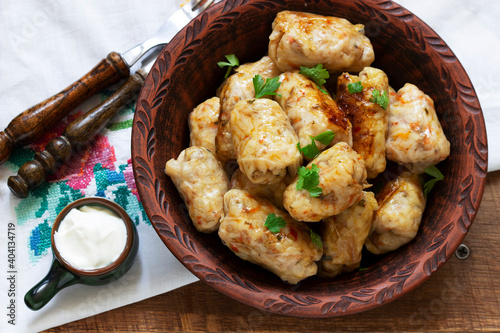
[131, 0, 487, 317]
[51, 197, 138, 279]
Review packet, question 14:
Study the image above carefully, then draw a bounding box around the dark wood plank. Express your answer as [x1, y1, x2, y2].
[44, 171, 500, 332]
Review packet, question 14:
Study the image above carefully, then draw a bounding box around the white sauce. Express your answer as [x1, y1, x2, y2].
[54, 205, 127, 270]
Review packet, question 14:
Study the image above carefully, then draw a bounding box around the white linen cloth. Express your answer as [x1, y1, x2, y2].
[0, 0, 498, 332]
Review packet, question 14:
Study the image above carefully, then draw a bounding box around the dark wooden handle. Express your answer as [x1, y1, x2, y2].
[7, 70, 146, 198]
[0, 52, 129, 165]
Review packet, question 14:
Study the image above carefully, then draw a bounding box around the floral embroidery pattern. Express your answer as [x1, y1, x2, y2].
[7, 96, 149, 264]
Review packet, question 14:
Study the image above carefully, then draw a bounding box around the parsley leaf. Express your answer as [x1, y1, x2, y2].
[253, 75, 282, 99]
[296, 164, 322, 197]
[264, 213, 287, 233]
[423, 166, 444, 198]
[348, 81, 363, 94]
[297, 131, 335, 159]
[308, 186, 323, 197]
[217, 54, 239, 80]
[297, 141, 319, 160]
[310, 229, 323, 248]
[358, 267, 369, 272]
[299, 64, 330, 94]
[313, 131, 335, 145]
[370, 89, 390, 110]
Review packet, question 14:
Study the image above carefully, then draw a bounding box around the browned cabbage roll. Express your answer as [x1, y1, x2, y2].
[283, 142, 367, 222]
[215, 72, 255, 163]
[388, 86, 397, 104]
[320, 191, 378, 278]
[235, 55, 282, 78]
[269, 11, 374, 73]
[385, 83, 450, 174]
[230, 98, 302, 185]
[164, 146, 229, 233]
[215, 57, 282, 158]
[230, 168, 290, 210]
[365, 172, 426, 254]
[188, 97, 220, 154]
[275, 72, 353, 156]
[217, 55, 282, 97]
[337, 67, 389, 178]
[219, 189, 323, 284]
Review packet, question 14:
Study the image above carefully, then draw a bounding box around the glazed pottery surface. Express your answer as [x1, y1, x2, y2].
[131, 0, 487, 317]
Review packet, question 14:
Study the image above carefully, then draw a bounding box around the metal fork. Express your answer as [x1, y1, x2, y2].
[0, 0, 216, 166]
[125, 0, 215, 69]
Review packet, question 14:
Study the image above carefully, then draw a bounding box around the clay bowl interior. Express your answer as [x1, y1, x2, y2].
[131, 0, 487, 317]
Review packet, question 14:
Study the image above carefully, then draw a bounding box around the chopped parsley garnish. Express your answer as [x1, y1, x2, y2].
[253, 74, 282, 99]
[297, 131, 335, 159]
[423, 166, 444, 197]
[358, 266, 369, 272]
[370, 89, 390, 110]
[313, 131, 336, 145]
[296, 164, 322, 197]
[297, 141, 319, 160]
[217, 54, 239, 80]
[299, 64, 330, 94]
[264, 213, 287, 233]
[348, 81, 363, 94]
[310, 229, 323, 248]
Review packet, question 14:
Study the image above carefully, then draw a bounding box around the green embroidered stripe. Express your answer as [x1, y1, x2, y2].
[107, 119, 133, 131]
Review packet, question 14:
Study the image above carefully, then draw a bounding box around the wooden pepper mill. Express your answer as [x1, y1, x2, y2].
[7, 69, 146, 198]
[0, 53, 129, 166]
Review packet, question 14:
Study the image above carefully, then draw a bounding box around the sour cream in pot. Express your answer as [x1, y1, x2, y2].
[53, 205, 128, 270]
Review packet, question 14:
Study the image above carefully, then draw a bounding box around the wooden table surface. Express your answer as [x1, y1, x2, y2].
[45, 171, 500, 333]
